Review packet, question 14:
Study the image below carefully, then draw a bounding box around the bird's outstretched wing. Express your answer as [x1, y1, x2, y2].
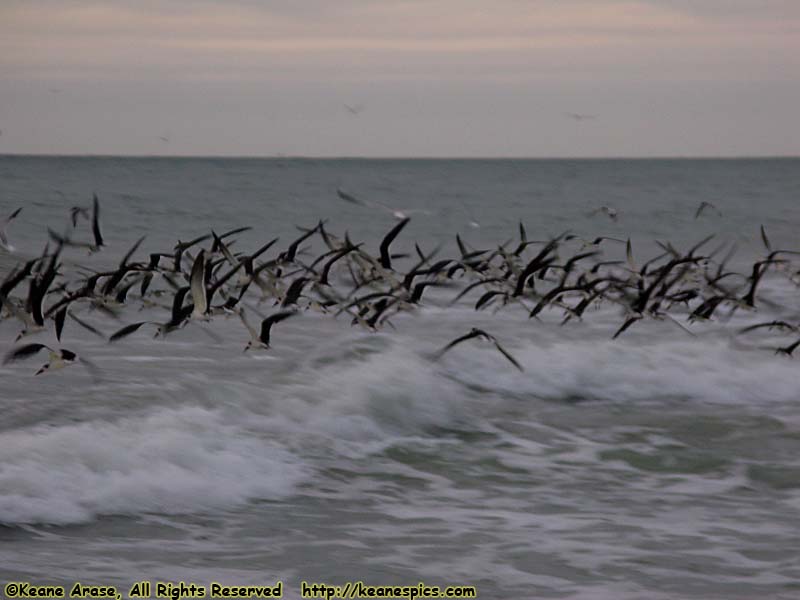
[379, 218, 410, 270]
[486, 335, 524, 371]
[432, 330, 482, 361]
[238, 307, 259, 339]
[695, 201, 722, 219]
[78, 356, 103, 383]
[69, 311, 106, 339]
[760, 225, 771, 253]
[190, 250, 208, 315]
[259, 311, 296, 346]
[337, 189, 365, 206]
[92, 194, 104, 248]
[3, 343, 51, 363]
[109, 321, 151, 343]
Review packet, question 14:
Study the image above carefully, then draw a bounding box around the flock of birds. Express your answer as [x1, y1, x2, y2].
[1, 195, 799, 379]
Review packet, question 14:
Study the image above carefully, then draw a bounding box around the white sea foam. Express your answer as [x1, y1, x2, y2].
[433, 331, 800, 406]
[0, 405, 305, 525]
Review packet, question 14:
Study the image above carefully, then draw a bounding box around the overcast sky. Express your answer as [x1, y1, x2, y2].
[1, 0, 798, 157]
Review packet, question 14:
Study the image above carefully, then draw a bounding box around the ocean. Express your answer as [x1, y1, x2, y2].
[1, 156, 799, 599]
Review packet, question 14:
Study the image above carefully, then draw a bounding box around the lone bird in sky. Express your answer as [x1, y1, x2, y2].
[344, 104, 365, 116]
[589, 206, 618, 222]
[695, 201, 722, 219]
[565, 113, 597, 121]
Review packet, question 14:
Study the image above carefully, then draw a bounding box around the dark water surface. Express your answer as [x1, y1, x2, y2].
[1, 157, 799, 599]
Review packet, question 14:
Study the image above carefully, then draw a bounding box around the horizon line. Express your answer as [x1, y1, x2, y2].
[1, 152, 799, 161]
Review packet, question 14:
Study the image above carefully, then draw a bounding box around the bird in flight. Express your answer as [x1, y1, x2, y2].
[70, 205, 90, 227]
[694, 201, 722, 219]
[239, 308, 296, 351]
[344, 104, 365, 116]
[48, 194, 104, 252]
[0, 207, 22, 252]
[589, 206, 618, 222]
[3, 343, 99, 379]
[336, 188, 429, 221]
[565, 113, 597, 121]
[433, 327, 524, 371]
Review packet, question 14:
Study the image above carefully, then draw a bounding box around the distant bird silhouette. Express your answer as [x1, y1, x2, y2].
[589, 206, 618, 222]
[70, 206, 90, 227]
[694, 201, 722, 219]
[565, 113, 597, 121]
[344, 104, 365, 116]
[336, 188, 429, 221]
